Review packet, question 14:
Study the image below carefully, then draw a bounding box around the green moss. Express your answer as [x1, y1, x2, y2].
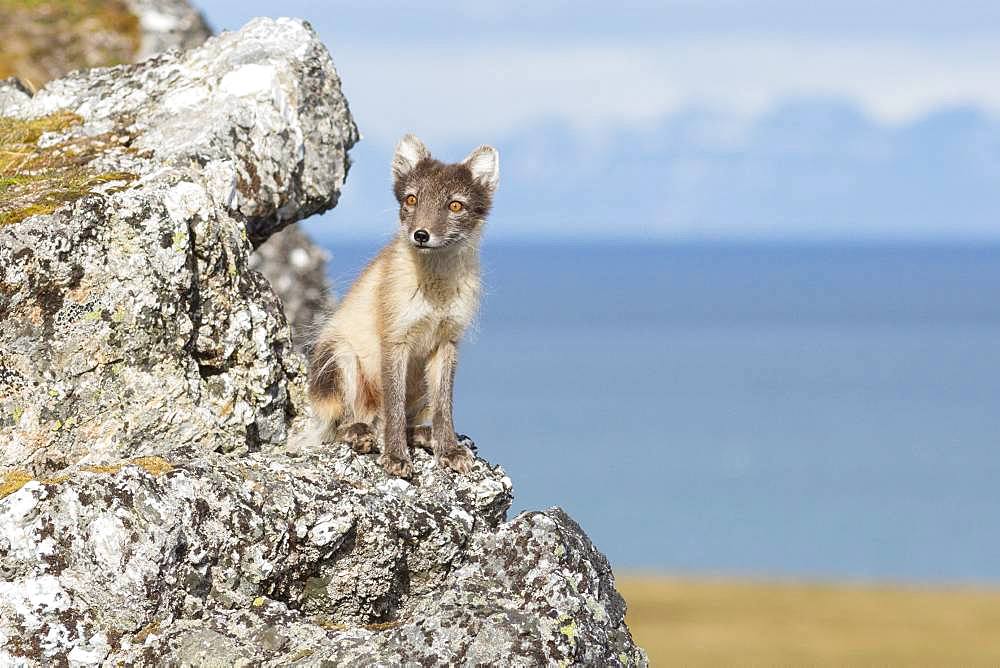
[0, 465, 137, 500]
[0, 110, 80, 142]
[0, 112, 135, 226]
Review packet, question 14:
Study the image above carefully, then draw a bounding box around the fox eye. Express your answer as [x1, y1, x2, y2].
[448, 201, 463, 213]
[404, 194, 417, 206]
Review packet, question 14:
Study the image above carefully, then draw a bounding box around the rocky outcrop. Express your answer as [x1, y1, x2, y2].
[0, 16, 358, 471]
[0, 0, 336, 350]
[125, 0, 340, 352]
[0, 15, 645, 668]
[126, 0, 340, 350]
[0, 442, 641, 666]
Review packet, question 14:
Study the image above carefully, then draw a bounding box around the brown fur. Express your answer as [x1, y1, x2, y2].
[356, 358, 380, 415]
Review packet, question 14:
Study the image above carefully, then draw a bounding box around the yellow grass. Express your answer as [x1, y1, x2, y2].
[0, 0, 139, 85]
[619, 575, 1000, 667]
[0, 457, 173, 500]
[0, 470, 33, 499]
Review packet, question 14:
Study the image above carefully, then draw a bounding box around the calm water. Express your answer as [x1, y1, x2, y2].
[320, 242, 1000, 582]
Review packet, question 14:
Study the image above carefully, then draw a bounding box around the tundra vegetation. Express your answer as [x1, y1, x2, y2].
[0, 0, 139, 85]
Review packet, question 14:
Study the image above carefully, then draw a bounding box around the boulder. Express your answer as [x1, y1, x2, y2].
[0, 0, 336, 351]
[0, 440, 643, 666]
[0, 16, 358, 470]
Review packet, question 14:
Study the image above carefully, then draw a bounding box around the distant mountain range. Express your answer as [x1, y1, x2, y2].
[308, 99, 1000, 243]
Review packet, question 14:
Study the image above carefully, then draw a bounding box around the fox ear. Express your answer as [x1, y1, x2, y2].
[462, 145, 499, 192]
[392, 134, 430, 181]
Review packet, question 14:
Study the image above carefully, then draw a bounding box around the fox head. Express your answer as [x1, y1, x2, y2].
[391, 134, 499, 251]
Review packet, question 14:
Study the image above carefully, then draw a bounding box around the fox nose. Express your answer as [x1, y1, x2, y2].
[413, 229, 430, 244]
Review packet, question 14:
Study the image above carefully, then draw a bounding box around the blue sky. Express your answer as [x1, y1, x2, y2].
[196, 1, 1000, 242]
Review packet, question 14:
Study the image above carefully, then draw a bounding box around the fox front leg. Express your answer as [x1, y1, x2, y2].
[428, 340, 474, 473]
[379, 343, 413, 478]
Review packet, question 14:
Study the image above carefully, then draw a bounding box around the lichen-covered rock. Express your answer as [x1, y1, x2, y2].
[0, 78, 33, 112]
[0, 0, 337, 348]
[0, 439, 644, 666]
[121, 0, 338, 349]
[0, 17, 358, 473]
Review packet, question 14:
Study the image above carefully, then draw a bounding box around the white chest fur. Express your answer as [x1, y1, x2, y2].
[395, 276, 479, 344]
[379, 242, 482, 353]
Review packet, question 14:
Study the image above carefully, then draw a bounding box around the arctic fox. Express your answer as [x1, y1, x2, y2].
[308, 135, 499, 478]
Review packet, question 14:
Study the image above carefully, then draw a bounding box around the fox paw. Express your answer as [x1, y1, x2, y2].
[436, 443, 474, 474]
[379, 452, 413, 479]
[338, 422, 376, 454]
[408, 425, 433, 452]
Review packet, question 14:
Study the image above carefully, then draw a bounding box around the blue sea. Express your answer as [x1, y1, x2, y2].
[320, 242, 1000, 583]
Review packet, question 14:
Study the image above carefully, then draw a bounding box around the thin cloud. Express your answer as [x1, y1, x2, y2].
[333, 36, 1000, 143]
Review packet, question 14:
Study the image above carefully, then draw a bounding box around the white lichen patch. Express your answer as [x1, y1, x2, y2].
[308, 511, 354, 548]
[448, 506, 475, 533]
[220, 64, 277, 98]
[0, 575, 71, 629]
[87, 513, 127, 571]
[162, 84, 210, 113]
[2, 482, 49, 562]
[164, 180, 210, 225]
[474, 477, 510, 506]
[376, 478, 412, 495]
[66, 631, 110, 667]
[203, 159, 238, 210]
